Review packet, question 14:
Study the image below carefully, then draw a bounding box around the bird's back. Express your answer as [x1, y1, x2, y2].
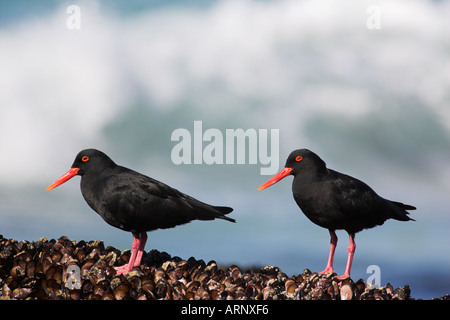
[293, 169, 415, 234]
[81, 166, 234, 233]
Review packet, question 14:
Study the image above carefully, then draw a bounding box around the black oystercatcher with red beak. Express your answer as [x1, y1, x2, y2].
[258, 149, 415, 280]
[47, 149, 234, 274]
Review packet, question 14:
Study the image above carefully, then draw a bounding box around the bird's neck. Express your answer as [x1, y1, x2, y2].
[81, 166, 116, 191]
[292, 168, 328, 195]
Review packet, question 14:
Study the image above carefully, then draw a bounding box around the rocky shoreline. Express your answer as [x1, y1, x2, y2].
[0, 235, 447, 300]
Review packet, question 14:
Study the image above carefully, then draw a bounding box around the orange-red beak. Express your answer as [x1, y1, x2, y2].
[258, 167, 293, 190]
[46, 168, 80, 191]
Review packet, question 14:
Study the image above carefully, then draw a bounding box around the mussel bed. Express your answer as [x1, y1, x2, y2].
[0, 235, 445, 300]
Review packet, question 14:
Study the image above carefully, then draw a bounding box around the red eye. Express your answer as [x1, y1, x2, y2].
[295, 156, 303, 162]
[82, 156, 89, 162]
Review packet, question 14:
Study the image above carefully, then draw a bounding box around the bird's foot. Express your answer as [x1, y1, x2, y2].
[335, 273, 350, 281]
[319, 266, 335, 275]
[114, 264, 133, 275]
[319, 268, 350, 281]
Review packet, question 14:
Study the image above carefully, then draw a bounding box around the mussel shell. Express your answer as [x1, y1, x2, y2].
[45, 265, 63, 283]
[155, 279, 171, 299]
[339, 280, 354, 300]
[113, 282, 131, 300]
[285, 279, 297, 295]
[11, 287, 32, 300]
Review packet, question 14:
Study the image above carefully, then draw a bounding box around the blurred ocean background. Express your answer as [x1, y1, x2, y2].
[0, 0, 449, 299]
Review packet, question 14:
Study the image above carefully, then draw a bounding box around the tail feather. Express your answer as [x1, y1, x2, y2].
[215, 206, 233, 214]
[214, 206, 235, 223]
[391, 201, 416, 221]
[392, 201, 416, 211]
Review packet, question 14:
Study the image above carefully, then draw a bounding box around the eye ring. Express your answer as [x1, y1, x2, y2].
[82, 156, 89, 162]
[295, 156, 303, 162]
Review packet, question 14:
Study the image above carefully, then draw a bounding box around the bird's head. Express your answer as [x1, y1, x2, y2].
[46, 149, 114, 191]
[258, 149, 326, 190]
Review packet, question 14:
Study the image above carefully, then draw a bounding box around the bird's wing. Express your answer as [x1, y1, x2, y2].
[324, 171, 395, 232]
[100, 168, 233, 232]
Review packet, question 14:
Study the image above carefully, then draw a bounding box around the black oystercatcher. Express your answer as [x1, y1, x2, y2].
[47, 149, 234, 274]
[258, 149, 415, 280]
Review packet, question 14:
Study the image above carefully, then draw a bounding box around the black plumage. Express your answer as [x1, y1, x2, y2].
[258, 149, 415, 279]
[47, 149, 234, 274]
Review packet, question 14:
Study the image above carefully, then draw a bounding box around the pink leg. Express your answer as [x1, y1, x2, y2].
[319, 230, 337, 275]
[133, 232, 147, 267]
[336, 233, 356, 280]
[115, 232, 147, 275]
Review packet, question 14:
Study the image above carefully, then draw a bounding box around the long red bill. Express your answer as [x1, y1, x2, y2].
[258, 167, 293, 190]
[46, 168, 80, 191]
